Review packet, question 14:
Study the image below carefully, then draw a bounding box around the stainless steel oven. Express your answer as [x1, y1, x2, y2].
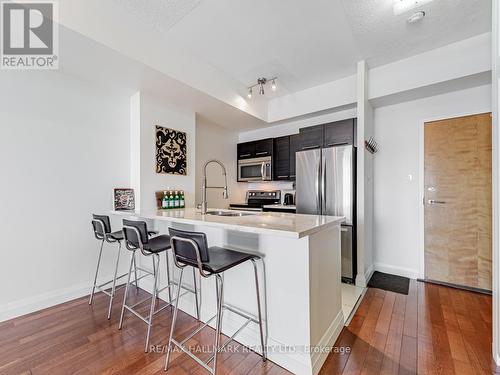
[238, 156, 272, 182]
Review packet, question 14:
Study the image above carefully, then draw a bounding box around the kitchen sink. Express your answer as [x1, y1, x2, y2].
[206, 210, 254, 217]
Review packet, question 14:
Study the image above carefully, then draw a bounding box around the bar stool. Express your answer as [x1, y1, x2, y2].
[165, 228, 267, 374]
[90, 214, 136, 320]
[119, 219, 200, 352]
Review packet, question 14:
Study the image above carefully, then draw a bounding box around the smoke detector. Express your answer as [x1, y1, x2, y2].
[407, 11, 425, 23]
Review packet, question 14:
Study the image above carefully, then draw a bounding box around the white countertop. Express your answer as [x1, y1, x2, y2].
[111, 208, 343, 238]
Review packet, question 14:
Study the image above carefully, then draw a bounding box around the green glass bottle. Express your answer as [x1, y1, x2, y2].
[162, 191, 168, 209]
[168, 190, 174, 209]
[174, 191, 180, 208]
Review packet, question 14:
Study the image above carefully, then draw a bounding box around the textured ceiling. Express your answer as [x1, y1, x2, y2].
[340, 0, 492, 67]
[113, 0, 203, 33]
[131, 0, 363, 95]
[104, 0, 491, 104]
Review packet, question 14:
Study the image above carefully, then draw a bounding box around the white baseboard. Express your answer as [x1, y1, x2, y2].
[355, 264, 374, 287]
[311, 310, 344, 375]
[0, 274, 119, 323]
[373, 262, 419, 279]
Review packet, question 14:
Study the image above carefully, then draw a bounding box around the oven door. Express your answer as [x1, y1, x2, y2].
[238, 157, 272, 182]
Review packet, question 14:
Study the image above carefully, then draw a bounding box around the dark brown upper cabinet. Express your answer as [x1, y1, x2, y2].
[237, 138, 273, 160]
[289, 134, 300, 180]
[298, 124, 323, 150]
[254, 138, 273, 157]
[237, 142, 255, 159]
[298, 119, 356, 150]
[273, 136, 290, 180]
[324, 119, 356, 147]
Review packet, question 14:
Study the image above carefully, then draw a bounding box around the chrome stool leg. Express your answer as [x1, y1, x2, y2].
[119, 250, 136, 330]
[212, 274, 224, 374]
[107, 241, 122, 319]
[165, 268, 185, 371]
[251, 258, 267, 361]
[144, 253, 160, 352]
[165, 252, 173, 303]
[89, 239, 105, 305]
[133, 252, 139, 290]
[193, 267, 200, 320]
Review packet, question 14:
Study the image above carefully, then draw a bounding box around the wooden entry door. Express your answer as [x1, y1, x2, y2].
[424, 113, 492, 291]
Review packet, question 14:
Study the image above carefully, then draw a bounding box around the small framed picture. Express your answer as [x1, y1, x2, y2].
[113, 188, 135, 211]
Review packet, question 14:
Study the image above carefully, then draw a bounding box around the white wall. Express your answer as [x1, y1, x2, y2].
[195, 118, 247, 207]
[373, 84, 492, 278]
[0, 71, 131, 321]
[130, 92, 196, 211]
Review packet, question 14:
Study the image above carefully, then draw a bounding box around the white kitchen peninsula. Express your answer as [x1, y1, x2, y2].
[111, 209, 344, 375]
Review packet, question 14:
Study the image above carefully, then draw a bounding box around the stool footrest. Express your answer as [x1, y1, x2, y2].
[96, 272, 129, 289]
[170, 306, 260, 373]
[179, 314, 218, 346]
[124, 305, 149, 324]
[223, 303, 259, 325]
[171, 338, 214, 373]
[206, 317, 253, 364]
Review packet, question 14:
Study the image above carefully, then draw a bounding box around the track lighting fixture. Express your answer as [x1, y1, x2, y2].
[247, 77, 277, 98]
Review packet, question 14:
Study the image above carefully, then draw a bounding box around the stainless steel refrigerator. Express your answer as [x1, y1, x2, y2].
[296, 145, 356, 283]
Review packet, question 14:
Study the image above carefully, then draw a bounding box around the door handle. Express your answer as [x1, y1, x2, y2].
[428, 200, 446, 205]
[256, 151, 268, 156]
[239, 153, 251, 158]
[261, 162, 265, 180]
[317, 159, 321, 214]
[322, 154, 326, 213]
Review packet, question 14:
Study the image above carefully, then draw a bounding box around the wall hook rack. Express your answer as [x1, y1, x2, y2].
[365, 136, 379, 154]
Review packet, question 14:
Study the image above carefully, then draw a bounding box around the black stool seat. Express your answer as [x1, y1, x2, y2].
[143, 235, 171, 253]
[107, 230, 124, 241]
[179, 246, 257, 274]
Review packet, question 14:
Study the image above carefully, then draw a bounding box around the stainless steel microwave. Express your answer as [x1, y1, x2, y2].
[238, 156, 272, 182]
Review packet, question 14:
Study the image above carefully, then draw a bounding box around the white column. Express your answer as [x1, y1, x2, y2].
[356, 60, 375, 287]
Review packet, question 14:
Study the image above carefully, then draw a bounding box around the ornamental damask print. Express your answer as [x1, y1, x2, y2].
[155, 126, 187, 175]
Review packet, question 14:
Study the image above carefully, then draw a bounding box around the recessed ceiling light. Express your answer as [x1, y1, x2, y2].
[407, 11, 425, 23]
[393, 0, 433, 15]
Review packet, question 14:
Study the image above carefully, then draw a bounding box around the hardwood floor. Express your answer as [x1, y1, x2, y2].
[0, 280, 496, 374]
[321, 280, 498, 375]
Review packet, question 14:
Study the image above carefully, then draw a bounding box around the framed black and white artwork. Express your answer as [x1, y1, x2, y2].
[155, 125, 187, 175]
[113, 188, 135, 211]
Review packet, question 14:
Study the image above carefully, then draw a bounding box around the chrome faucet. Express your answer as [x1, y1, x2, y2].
[200, 159, 228, 214]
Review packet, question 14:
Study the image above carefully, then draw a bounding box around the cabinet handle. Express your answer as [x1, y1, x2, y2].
[302, 145, 320, 150]
[256, 151, 268, 156]
[277, 175, 289, 178]
[239, 153, 251, 158]
[327, 142, 349, 147]
[290, 175, 296, 178]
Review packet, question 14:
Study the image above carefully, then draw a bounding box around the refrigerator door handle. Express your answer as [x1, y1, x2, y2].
[321, 152, 326, 215]
[316, 157, 321, 213]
